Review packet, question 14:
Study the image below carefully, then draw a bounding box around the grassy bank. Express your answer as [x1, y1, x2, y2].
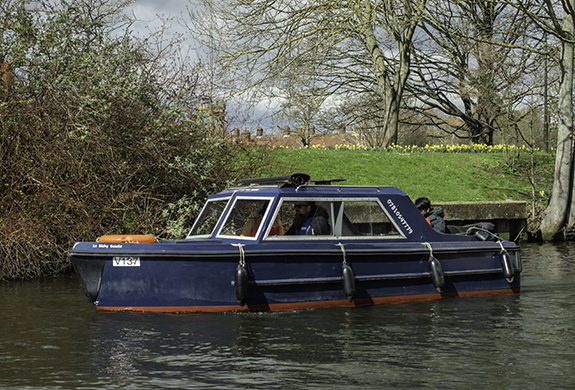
[266, 147, 555, 205]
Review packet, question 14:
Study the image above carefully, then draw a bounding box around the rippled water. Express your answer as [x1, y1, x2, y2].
[1, 243, 575, 389]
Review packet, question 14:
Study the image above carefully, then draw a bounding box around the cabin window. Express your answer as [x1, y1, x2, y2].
[219, 198, 282, 237]
[187, 198, 229, 237]
[337, 201, 401, 237]
[274, 200, 333, 236]
[265, 198, 403, 240]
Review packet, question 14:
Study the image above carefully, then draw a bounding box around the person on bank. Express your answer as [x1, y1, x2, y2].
[415, 197, 446, 233]
[286, 201, 330, 235]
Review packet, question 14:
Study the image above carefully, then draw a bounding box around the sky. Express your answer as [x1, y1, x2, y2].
[123, 0, 289, 130]
[125, 0, 191, 41]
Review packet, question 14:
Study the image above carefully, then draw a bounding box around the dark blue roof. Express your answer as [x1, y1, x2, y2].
[213, 184, 408, 199]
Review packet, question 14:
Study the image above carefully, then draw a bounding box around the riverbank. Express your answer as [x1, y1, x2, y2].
[264, 146, 554, 236]
[266, 146, 553, 202]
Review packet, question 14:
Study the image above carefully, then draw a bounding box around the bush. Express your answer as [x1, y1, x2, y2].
[0, 0, 280, 279]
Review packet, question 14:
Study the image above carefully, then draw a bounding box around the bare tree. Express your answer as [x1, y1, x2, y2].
[272, 85, 328, 147]
[408, 0, 543, 145]
[188, 0, 428, 148]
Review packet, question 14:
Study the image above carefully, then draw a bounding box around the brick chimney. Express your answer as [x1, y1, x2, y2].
[242, 130, 251, 142]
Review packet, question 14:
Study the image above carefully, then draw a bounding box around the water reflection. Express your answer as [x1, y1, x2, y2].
[0, 276, 97, 387]
[1, 243, 575, 389]
[88, 296, 543, 389]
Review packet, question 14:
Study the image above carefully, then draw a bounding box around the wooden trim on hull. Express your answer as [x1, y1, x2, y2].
[96, 288, 520, 313]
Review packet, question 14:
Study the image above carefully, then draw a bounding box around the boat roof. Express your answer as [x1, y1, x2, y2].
[212, 174, 407, 199]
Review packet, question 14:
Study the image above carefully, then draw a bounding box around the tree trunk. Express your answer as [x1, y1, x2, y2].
[362, 25, 400, 148]
[540, 11, 575, 238]
[381, 90, 400, 147]
[358, 0, 414, 148]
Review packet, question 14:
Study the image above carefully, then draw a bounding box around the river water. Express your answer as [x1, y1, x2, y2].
[1, 242, 574, 389]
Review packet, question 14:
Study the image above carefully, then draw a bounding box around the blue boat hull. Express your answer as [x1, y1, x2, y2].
[71, 242, 520, 312]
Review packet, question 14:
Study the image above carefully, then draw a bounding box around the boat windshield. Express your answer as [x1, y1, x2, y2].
[219, 198, 275, 237]
[187, 198, 229, 237]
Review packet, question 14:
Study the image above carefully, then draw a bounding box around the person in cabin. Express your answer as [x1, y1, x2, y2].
[415, 197, 446, 233]
[241, 207, 284, 237]
[286, 201, 330, 236]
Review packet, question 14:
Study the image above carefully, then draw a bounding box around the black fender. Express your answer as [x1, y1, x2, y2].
[341, 263, 356, 302]
[428, 256, 445, 292]
[500, 249, 515, 282]
[234, 264, 249, 306]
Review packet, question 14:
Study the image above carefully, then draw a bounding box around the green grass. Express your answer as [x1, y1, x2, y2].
[267, 148, 555, 203]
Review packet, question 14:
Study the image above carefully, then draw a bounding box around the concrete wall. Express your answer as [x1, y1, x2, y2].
[435, 201, 527, 242]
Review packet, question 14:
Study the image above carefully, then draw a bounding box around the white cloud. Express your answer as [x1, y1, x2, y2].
[125, 0, 190, 39]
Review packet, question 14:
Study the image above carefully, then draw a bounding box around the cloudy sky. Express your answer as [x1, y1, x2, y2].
[125, 0, 192, 41]
[124, 0, 278, 129]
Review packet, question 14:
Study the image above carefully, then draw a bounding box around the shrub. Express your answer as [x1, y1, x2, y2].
[0, 0, 279, 279]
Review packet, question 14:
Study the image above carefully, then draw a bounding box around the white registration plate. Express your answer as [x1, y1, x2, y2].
[112, 257, 141, 267]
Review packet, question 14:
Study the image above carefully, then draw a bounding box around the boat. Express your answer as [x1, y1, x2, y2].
[70, 173, 521, 313]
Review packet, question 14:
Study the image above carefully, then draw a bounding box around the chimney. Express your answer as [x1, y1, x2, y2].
[242, 130, 251, 142]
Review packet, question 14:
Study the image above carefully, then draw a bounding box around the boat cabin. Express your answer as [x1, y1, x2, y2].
[186, 174, 461, 243]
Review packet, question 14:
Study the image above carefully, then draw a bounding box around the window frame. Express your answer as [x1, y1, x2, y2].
[215, 196, 276, 240]
[185, 197, 231, 239]
[264, 197, 406, 241]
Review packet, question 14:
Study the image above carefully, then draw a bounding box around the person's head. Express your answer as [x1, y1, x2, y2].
[294, 201, 315, 219]
[414, 197, 431, 215]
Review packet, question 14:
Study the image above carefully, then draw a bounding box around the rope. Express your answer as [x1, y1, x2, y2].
[337, 242, 347, 264]
[423, 242, 433, 257]
[232, 243, 246, 267]
[497, 240, 505, 253]
[512, 226, 525, 243]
